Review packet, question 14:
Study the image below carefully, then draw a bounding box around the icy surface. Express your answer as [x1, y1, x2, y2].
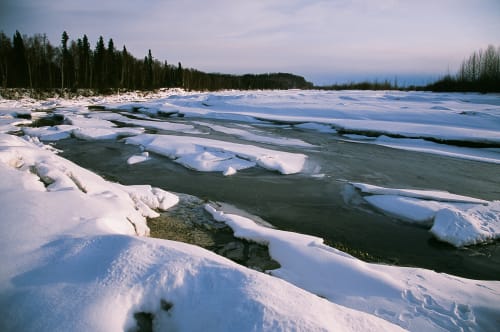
[19, 111, 144, 141]
[349, 135, 500, 164]
[0, 134, 403, 332]
[194, 121, 315, 147]
[1, 90, 500, 330]
[127, 151, 150, 165]
[2, 90, 500, 163]
[126, 134, 307, 175]
[350, 183, 500, 247]
[206, 204, 500, 332]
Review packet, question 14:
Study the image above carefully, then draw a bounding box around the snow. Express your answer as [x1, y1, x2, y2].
[126, 134, 307, 175]
[348, 135, 500, 164]
[0, 134, 177, 236]
[2, 90, 499, 164]
[1, 89, 500, 331]
[94, 112, 201, 134]
[146, 90, 500, 146]
[351, 182, 489, 204]
[350, 183, 500, 247]
[0, 134, 403, 332]
[127, 151, 150, 165]
[18, 111, 144, 141]
[194, 121, 315, 147]
[65, 112, 145, 140]
[223, 166, 237, 176]
[0, 117, 32, 133]
[22, 124, 77, 141]
[205, 204, 500, 332]
[295, 122, 338, 133]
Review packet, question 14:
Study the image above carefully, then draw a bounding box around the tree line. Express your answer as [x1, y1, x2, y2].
[0, 31, 312, 92]
[315, 79, 399, 91]
[425, 45, 500, 93]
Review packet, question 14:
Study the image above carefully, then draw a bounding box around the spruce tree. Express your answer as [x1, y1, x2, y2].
[93, 36, 106, 90]
[60, 31, 69, 89]
[0, 32, 12, 88]
[12, 31, 28, 87]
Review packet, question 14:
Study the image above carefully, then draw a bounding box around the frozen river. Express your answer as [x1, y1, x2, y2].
[53, 110, 500, 280]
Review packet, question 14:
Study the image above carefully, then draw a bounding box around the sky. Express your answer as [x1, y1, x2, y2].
[1, 0, 500, 86]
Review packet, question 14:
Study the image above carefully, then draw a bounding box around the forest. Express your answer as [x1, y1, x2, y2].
[0, 31, 312, 93]
[0, 31, 498, 94]
[425, 45, 500, 93]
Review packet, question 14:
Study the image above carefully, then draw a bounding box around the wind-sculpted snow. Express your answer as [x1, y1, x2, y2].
[349, 183, 500, 247]
[0, 134, 178, 236]
[205, 204, 500, 331]
[126, 134, 308, 175]
[0, 134, 404, 332]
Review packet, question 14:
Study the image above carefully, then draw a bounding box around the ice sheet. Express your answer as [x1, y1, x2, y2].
[351, 182, 499, 247]
[126, 134, 307, 175]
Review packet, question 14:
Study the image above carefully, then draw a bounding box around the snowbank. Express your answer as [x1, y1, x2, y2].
[126, 134, 307, 175]
[0, 134, 403, 332]
[0, 134, 177, 236]
[205, 204, 500, 332]
[350, 183, 500, 247]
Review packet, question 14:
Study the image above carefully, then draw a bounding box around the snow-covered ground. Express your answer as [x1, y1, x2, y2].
[206, 204, 500, 331]
[0, 134, 403, 331]
[3, 89, 498, 163]
[1, 89, 500, 331]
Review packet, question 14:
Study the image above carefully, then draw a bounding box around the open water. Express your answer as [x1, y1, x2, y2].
[54, 116, 500, 280]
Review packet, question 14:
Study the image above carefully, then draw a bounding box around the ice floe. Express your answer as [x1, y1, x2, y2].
[343, 135, 500, 164]
[126, 134, 307, 175]
[349, 182, 499, 247]
[127, 151, 150, 165]
[194, 121, 315, 147]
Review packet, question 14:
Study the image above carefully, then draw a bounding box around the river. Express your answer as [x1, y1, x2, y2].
[53, 114, 500, 280]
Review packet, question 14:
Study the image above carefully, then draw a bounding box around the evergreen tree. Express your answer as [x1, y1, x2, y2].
[0, 32, 12, 88]
[12, 31, 29, 87]
[82, 35, 91, 87]
[145, 49, 153, 89]
[121, 45, 129, 88]
[60, 31, 69, 89]
[0, 30, 315, 92]
[93, 36, 106, 90]
[177, 62, 183, 87]
[106, 38, 116, 87]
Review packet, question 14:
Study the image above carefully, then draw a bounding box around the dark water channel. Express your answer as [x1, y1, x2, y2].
[54, 120, 500, 280]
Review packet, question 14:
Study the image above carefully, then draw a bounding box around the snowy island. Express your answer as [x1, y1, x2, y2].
[1, 89, 499, 331]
